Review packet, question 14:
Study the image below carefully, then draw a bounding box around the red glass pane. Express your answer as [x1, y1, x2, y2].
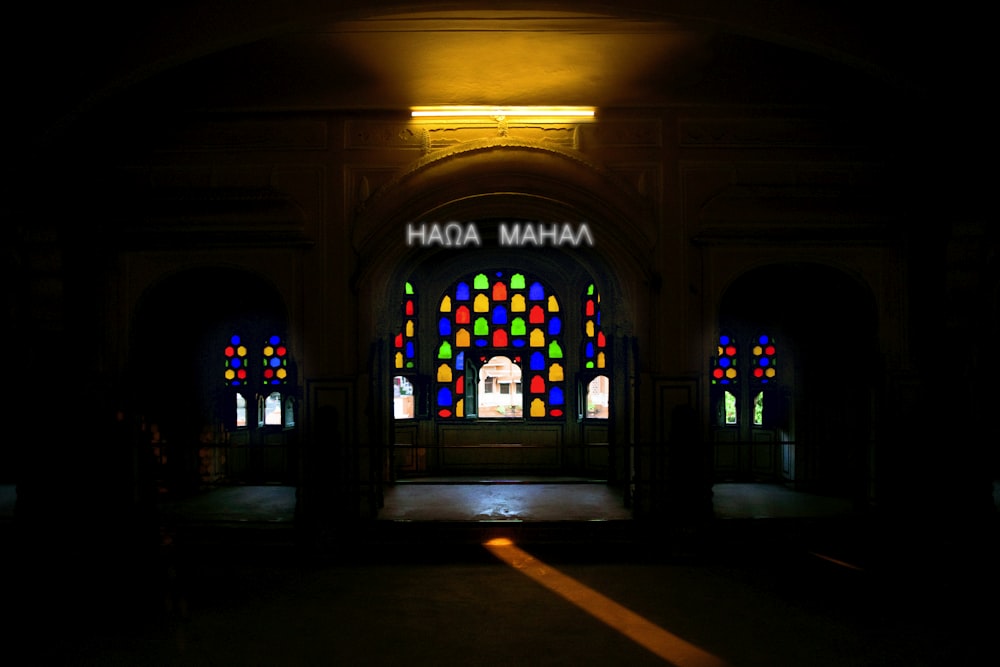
[585, 300, 595, 316]
[493, 330, 508, 347]
[725, 345, 737, 356]
[492, 282, 507, 301]
[394, 333, 403, 348]
[456, 306, 471, 324]
[530, 376, 545, 393]
[597, 331, 606, 348]
[529, 305, 545, 324]
[405, 300, 414, 316]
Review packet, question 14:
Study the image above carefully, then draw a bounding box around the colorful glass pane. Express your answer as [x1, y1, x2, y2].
[712, 334, 738, 385]
[435, 270, 564, 419]
[224, 334, 249, 386]
[751, 334, 776, 383]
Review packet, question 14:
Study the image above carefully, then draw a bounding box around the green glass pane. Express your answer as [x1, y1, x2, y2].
[587, 283, 594, 296]
[511, 317, 527, 336]
[438, 341, 452, 359]
[548, 341, 563, 358]
[474, 317, 489, 336]
[511, 273, 526, 289]
[405, 282, 414, 295]
[474, 273, 489, 290]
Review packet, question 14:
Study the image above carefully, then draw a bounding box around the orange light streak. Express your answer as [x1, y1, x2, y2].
[484, 538, 730, 667]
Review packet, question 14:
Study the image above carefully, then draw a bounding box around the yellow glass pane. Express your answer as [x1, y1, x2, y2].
[406, 320, 414, 337]
[440, 295, 452, 312]
[437, 364, 453, 383]
[765, 368, 776, 378]
[225, 369, 235, 380]
[276, 368, 287, 379]
[511, 294, 526, 312]
[597, 352, 606, 369]
[263, 346, 274, 356]
[474, 294, 490, 312]
[586, 320, 595, 337]
[547, 295, 560, 312]
[456, 329, 471, 347]
[753, 345, 763, 356]
[529, 329, 545, 347]
[237, 345, 247, 356]
[456, 399, 464, 418]
[530, 398, 546, 417]
[725, 368, 737, 379]
[548, 363, 564, 382]
[395, 352, 403, 369]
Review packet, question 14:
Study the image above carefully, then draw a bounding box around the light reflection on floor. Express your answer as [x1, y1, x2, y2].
[484, 537, 731, 667]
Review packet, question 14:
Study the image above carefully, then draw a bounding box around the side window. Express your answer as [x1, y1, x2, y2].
[392, 281, 419, 420]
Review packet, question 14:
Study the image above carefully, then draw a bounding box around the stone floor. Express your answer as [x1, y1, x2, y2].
[3, 481, 997, 666]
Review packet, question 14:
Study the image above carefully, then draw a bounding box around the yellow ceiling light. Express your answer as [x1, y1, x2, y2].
[410, 105, 596, 121]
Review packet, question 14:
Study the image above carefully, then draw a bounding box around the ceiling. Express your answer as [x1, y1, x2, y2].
[9, 1, 980, 147]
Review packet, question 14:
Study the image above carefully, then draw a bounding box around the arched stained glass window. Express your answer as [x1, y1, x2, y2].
[224, 335, 249, 386]
[394, 281, 417, 370]
[436, 270, 565, 419]
[582, 284, 607, 370]
[711, 333, 738, 385]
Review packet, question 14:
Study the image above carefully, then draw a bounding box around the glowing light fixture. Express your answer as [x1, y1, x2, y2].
[411, 105, 595, 121]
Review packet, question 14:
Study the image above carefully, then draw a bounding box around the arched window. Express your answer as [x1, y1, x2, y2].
[393, 281, 418, 419]
[223, 332, 296, 429]
[711, 331, 777, 427]
[436, 271, 565, 419]
[581, 283, 610, 419]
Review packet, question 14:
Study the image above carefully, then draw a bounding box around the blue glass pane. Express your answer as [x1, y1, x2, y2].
[269, 335, 281, 345]
[719, 335, 730, 345]
[456, 351, 465, 370]
[550, 387, 565, 405]
[492, 306, 508, 324]
[530, 352, 545, 371]
[405, 342, 414, 358]
[548, 316, 561, 335]
[456, 282, 470, 300]
[759, 334, 769, 344]
[529, 282, 545, 300]
[512, 340, 526, 348]
[439, 318, 451, 336]
[270, 358, 281, 368]
[719, 358, 731, 368]
[231, 358, 242, 368]
[231, 335, 241, 345]
[475, 339, 488, 347]
[584, 342, 594, 358]
[759, 358, 769, 366]
[437, 387, 452, 406]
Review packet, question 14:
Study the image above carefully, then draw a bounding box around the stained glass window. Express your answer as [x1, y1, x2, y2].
[751, 334, 776, 384]
[582, 283, 607, 371]
[224, 335, 249, 386]
[711, 333, 738, 385]
[436, 271, 564, 419]
[394, 281, 417, 371]
[262, 335, 289, 385]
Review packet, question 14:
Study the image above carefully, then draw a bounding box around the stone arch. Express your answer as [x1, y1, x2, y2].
[129, 266, 291, 449]
[716, 261, 879, 500]
[352, 139, 654, 342]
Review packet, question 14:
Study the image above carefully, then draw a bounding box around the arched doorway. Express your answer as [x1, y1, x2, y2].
[712, 262, 878, 505]
[353, 142, 650, 520]
[130, 266, 298, 494]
